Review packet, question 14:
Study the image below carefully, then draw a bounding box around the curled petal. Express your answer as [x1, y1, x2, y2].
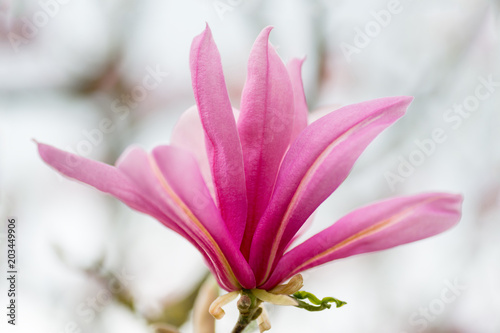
[209, 291, 239, 320]
[257, 305, 271, 332]
[269, 274, 303, 295]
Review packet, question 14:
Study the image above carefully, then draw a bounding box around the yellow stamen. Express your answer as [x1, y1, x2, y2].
[252, 289, 299, 306]
[269, 274, 303, 295]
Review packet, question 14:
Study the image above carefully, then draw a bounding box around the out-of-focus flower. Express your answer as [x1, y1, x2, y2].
[37, 25, 462, 331]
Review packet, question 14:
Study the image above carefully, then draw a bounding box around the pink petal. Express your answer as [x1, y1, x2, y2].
[37, 142, 239, 291]
[237, 26, 295, 258]
[190, 25, 247, 247]
[37, 142, 157, 217]
[285, 213, 316, 251]
[116, 147, 214, 248]
[119, 149, 236, 290]
[287, 58, 309, 143]
[119, 146, 256, 290]
[262, 193, 463, 289]
[151, 146, 256, 288]
[250, 96, 413, 284]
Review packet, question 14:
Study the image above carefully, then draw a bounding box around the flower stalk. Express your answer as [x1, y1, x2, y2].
[232, 290, 262, 333]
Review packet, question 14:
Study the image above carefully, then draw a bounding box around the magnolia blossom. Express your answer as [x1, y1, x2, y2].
[37, 25, 462, 330]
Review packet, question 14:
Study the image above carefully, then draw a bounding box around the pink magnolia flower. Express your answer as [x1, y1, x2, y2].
[37, 25, 462, 326]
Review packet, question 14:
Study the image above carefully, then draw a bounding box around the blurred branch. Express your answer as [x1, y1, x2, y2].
[193, 275, 219, 333]
[146, 271, 211, 328]
[54, 246, 214, 330]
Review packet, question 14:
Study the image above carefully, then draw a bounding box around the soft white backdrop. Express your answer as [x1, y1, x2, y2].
[0, 0, 499, 332]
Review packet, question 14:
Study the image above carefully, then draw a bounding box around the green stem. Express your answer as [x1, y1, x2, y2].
[293, 290, 346, 312]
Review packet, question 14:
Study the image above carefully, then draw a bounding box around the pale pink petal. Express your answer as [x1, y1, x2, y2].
[170, 105, 214, 197]
[261, 193, 463, 289]
[287, 58, 308, 143]
[250, 96, 413, 284]
[237, 26, 294, 258]
[190, 25, 247, 247]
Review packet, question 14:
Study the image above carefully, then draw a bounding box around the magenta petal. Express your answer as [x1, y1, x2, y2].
[250, 96, 413, 284]
[237, 26, 295, 257]
[261, 193, 463, 289]
[190, 25, 247, 247]
[287, 58, 309, 144]
[150, 146, 256, 289]
[285, 213, 315, 250]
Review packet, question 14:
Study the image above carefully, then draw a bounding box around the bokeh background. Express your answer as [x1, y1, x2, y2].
[1, 0, 499, 332]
